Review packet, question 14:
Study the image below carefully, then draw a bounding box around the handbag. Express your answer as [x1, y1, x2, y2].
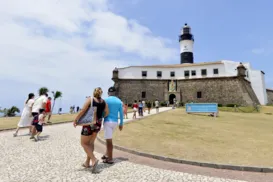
[76, 97, 97, 126]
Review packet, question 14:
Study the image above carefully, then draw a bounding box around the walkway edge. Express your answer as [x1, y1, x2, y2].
[96, 109, 273, 173]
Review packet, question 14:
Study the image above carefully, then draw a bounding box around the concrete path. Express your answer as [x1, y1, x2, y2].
[0, 107, 265, 182]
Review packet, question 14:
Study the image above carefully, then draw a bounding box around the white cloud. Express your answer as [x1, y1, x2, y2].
[0, 0, 176, 111]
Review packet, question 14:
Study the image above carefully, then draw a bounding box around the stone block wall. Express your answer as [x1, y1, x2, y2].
[266, 89, 273, 105]
[115, 77, 260, 106]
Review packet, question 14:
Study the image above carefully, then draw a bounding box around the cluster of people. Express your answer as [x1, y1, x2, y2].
[70, 105, 80, 114]
[73, 86, 124, 173]
[13, 91, 52, 141]
[131, 99, 160, 119]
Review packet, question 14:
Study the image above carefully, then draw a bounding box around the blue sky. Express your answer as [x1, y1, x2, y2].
[0, 0, 272, 114]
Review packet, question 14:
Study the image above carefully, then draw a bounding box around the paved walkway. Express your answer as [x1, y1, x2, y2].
[0, 107, 270, 182]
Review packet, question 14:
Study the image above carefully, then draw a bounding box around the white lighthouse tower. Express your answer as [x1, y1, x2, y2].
[179, 23, 194, 64]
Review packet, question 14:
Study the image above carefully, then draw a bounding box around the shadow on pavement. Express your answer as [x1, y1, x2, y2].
[76, 157, 129, 173]
[38, 135, 50, 141]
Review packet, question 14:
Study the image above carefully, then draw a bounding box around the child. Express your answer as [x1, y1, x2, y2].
[34, 108, 46, 141]
[132, 100, 138, 119]
[123, 102, 128, 119]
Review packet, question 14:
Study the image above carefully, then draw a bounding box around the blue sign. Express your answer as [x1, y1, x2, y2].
[185, 103, 218, 113]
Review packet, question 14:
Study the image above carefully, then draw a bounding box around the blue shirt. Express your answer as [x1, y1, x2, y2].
[138, 103, 143, 108]
[104, 96, 124, 126]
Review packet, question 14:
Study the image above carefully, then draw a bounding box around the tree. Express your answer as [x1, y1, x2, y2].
[51, 91, 62, 113]
[4, 106, 20, 117]
[38, 87, 49, 96]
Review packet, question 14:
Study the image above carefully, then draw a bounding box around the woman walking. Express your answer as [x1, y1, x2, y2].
[123, 102, 128, 119]
[13, 93, 35, 137]
[73, 87, 109, 173]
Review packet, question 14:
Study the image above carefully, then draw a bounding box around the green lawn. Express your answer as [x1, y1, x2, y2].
[0, 114, 77, 130]
[100, 107, 273, 167]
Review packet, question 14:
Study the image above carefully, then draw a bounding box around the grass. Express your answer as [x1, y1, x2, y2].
[0, 114, 77, 130]
[100, 107, 273, 167]
[0, 108, 134, 130]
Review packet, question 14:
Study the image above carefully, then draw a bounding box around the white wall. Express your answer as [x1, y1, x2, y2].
[118, 64, 226, 80]
[222, 60, 250, 81]
[248, 70, 268, 105]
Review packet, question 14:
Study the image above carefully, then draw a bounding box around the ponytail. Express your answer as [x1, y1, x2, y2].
[26, 93, 35, 104]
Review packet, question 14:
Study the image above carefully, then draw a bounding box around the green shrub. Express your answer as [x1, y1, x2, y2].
[218, 104, 223, 107]
[160, 101, 167, 107]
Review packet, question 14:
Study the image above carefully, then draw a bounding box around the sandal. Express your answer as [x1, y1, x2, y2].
[91, 160, 99, 173]
[103, 158, 114, 164]
[82, 163, 90, 168]
[101, 155, 108, 160]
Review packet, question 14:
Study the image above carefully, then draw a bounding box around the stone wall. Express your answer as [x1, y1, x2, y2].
[115, 77, 260, 106]
[266, 89, 273, 105]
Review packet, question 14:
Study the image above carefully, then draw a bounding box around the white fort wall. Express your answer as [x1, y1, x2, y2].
[118, 64, 226, 80]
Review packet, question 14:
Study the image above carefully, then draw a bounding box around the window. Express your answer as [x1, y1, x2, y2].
[213, 68, 219, 75]
[197, 91, 202, 98]
[142, 71, 147, 77]
[191, 70, 196, 76]
[184, 70, 190, 77]
[141, 91, 146, 99]
[201, 69, 207, 76]
[157, 71, 162, 77]
[170, 71, 175, 77]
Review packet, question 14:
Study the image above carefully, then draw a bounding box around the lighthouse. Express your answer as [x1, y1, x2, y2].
[179, 23, 194, 64]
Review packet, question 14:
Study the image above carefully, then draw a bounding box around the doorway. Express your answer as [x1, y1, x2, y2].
[169, 94, 176, 104]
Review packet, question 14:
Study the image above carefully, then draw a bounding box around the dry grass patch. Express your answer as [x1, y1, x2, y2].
[100, 108, 273, 167]
[0, 114, 77, 130]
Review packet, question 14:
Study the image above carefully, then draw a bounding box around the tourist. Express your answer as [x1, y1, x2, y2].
[147, 100, 152, 114]
[30, 90, 48, 139]
[155, 99, 159, 113]
[132, 100, 138, 119]
[73, 87, 108, 173]
[13, 93, 35, 137]
[138, 100, 143, 116]
[102, 86, 123, 164]
[142, 100, 146, 112]
[76, 106, 80, 113]
[33, 108, 46, 141]
[123, 102, 128, 119]
[45, 97, 52, 123]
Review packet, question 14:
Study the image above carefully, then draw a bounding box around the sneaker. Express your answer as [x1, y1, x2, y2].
[34, 136, 38, 142]
[30, 136, 34, 139]
[13, 133, 17, 137]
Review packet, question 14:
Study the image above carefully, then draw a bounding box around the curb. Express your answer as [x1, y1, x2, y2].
[97, 137, 273, 173]
[97, 109, 273, 173]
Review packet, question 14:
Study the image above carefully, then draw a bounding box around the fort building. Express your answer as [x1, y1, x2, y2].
[111, 24, 272, 106]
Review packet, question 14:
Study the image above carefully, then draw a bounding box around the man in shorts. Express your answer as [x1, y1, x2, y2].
[102, 86, 123, 164]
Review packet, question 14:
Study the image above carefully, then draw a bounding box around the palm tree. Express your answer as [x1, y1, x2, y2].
[51, 91, 62, 113]
[5, 106, 20, 117]
[38, 87, 49, 96]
